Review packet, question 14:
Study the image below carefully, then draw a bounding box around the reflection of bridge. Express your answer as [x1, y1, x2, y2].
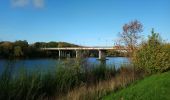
[41, 47, 126, 60]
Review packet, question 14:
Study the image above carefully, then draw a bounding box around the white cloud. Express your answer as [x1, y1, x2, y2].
[33, 0, 44, 8]
[11, 0, 29, 7]
[11, 0, 45, 8]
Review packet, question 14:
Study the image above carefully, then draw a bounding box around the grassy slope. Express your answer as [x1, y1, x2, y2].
[104, 71, 170, 100]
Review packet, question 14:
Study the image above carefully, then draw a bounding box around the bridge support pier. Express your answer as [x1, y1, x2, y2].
[98, 50, 106, 60]
[64, 51, 66, 57]
[76, 50, 81, 58]
[59, 50, 61, 58]
[59, 50, 67, 58]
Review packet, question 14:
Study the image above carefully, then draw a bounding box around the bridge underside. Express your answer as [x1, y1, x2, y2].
[53, 50, 107, 60]
[41, 47, 127, 60]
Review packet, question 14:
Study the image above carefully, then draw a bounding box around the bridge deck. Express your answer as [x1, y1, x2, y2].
[41, 47, 117, 50]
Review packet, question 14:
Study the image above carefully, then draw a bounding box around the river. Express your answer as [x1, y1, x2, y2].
[0, 57, 130, 74]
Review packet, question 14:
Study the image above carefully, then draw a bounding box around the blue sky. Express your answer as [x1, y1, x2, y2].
[0, 0, 170, 46]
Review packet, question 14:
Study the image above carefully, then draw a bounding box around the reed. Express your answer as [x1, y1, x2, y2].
[0, 59, 139, 100]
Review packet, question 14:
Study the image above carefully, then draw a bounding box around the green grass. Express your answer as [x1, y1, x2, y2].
[104, 71, 170, 100]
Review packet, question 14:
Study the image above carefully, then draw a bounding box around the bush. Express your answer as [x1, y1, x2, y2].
[133, 29, 170, 73]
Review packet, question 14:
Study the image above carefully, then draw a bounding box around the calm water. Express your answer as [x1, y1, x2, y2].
[0, 57, 130, 73]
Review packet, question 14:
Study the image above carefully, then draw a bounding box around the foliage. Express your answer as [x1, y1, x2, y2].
[14, 40, 29, 48]
[0, 40, 80, 58]
[14, 46, 23, 57]
[0, 42, 13, 58]
[0, 40, 124, 58]
[107, 50, 125, 57]
[133, 29, 170, 73]
[33, 41, 79, 48]
[118, 20, 143, 56]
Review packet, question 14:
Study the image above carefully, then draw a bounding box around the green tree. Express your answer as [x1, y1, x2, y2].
[107, 50, 124, 57]
[0, 42, 13, 57]
[14, 40, 28, 48]
[47, 41, 58, 47]
[133, 29, 170, 73]
[33, 42, 46, 48]
[14, 46, 23, 57]
[0, 45, 2, 57]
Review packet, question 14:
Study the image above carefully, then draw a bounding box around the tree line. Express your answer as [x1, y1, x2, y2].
[0, 41, 125, 59]
[0, 41, 79, 58]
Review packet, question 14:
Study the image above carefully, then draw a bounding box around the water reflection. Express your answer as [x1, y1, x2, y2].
[0, 57, 130, 73]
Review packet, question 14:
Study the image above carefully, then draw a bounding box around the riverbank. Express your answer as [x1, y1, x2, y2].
[104, 71, 170, 100]
[0, 58, 127, 100]
[0, 57, 139, 100]
[62, 66, 144, 100]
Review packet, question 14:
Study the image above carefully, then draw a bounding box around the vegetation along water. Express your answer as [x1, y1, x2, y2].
[0, 20, 170, 100]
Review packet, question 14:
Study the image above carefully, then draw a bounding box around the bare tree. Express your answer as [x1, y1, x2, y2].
[118, 20, 143, 56]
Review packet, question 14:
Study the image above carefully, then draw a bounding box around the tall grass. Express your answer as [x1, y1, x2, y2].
[65, 65, 144, 100]
[0, 58, 141, 100]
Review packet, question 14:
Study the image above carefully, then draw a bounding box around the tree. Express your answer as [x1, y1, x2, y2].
[0, 42, 13, 57]
[133, 29, 170, 73]
[47, 41, 58, 47]
[118, 20, 143, 56]
[14, 40, 28, 48]
[14, 46, 23, 57]
[0, 45, 2, 57]
[33, 42, 45, 48]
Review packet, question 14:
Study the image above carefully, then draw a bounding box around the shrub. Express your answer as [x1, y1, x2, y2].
[133, 29, 170, 73]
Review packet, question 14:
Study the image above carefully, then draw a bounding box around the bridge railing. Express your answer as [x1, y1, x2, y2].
[41, 47, 127, 50]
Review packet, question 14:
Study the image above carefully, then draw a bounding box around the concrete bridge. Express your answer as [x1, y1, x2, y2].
[41, 47, 125, 60]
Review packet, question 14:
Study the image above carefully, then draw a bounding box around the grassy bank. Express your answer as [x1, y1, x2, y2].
[104, 71, 170, 100]
[64, 67, 141, 100]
